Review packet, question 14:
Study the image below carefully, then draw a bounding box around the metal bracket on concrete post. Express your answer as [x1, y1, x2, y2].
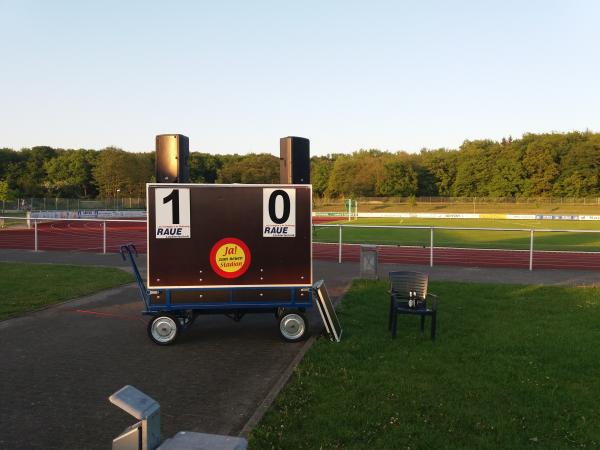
[109, 385, 161, 450]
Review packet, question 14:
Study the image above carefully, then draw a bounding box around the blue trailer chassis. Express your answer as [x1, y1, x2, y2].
[120, 244, 313, 344]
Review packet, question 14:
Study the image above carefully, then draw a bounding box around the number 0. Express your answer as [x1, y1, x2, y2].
[268, 190, 290, 224]
[163, 189, 180, 224]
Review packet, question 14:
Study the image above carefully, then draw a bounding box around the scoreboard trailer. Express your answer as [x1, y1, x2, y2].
[123, 182, 314, 345]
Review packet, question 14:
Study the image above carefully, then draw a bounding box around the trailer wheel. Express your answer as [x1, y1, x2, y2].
[278, 313, 308, 342]
[148, 315, 180, 345]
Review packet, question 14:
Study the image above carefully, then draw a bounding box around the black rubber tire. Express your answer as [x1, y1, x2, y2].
[278, 312, 308, 343]
[147, 314, 180, 345]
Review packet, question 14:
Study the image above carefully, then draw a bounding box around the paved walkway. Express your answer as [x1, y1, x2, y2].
[2, 250, 600, 449]
[3, 249, 600, 286]
[0, 251, 353, 450]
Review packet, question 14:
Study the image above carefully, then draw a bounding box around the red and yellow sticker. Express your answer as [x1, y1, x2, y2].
[209, 237, 251, 279]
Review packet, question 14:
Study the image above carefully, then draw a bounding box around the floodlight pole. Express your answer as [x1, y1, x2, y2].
[103, 221, 107, 254]
[34, 220, 38, 251]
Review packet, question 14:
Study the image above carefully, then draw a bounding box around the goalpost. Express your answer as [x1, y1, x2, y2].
[345, 199, 358, 221]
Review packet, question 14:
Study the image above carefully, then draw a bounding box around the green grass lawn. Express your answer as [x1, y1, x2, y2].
[313, 218, 600, 252]
[250, 280, 600, 449]
[0, 262, 134, 319]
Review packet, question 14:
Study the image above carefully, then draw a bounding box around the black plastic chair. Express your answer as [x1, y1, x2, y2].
[388, 271, 438, 340]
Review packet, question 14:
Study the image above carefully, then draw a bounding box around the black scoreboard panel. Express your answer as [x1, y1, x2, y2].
[147, 183, 312, 289]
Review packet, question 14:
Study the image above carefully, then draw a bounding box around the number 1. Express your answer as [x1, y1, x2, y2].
[163, 189, 180, 224]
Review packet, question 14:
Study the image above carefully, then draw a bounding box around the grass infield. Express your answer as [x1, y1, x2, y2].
[313, 218, 600, 252]
[250, 280, 600, 449]
[0, 262, 134, 319]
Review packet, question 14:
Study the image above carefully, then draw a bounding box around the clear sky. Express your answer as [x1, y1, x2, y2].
[1, 0, 598, 156]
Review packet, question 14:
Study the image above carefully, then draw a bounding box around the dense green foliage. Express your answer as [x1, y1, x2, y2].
[250, 280, 600, 449]
[1, 131, 599, 199]
[0, 146, 281, 199]
[314, 132, 600, 198]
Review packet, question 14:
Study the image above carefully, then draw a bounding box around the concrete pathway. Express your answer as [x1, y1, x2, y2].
[0, 251, 350, 450]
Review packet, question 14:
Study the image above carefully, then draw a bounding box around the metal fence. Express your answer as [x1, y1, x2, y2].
[314, 196, 600, 208]
[312, 224, 600, 271]
[0, 216, 146, 254]
[0, 197, 146, 212]
[2, 217, 600, 271]
[5, 195, 600, 214]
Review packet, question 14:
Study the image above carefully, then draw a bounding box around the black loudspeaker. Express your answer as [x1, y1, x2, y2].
[155, 134, 190, 183]
[280, 136, 310, 184]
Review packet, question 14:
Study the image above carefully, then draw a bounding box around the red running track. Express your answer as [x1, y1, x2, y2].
[0, 220, 148, 253]
[313, 243, 600, 270]
[2, 220, 599, 270]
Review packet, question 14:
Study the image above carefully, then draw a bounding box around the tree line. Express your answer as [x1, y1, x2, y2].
[1, 131, 599, 200]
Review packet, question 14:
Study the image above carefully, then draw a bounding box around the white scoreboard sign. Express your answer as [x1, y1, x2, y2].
[155, 187, 191, 238]
[263, 188, 296, 237]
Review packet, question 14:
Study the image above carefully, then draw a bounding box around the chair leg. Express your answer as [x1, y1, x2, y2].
[388, 298, 394, 330]
[391, 311, 397, 338]
[431, 311, 437, 340]
[420, 315, 425, 332]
